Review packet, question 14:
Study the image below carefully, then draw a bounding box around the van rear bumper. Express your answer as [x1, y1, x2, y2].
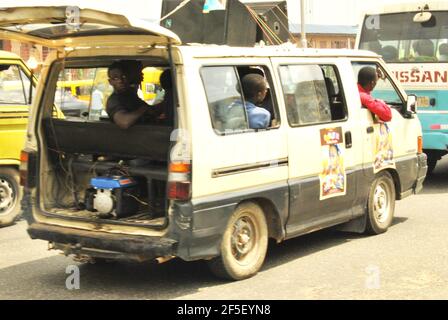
[27, 223, 177, 260]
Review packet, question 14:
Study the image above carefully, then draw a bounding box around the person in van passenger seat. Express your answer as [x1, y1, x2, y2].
[233, 73, 271, 129]
[106, 61, 164, 129]
[238, 67, 274, 124]
[357, 66, 392, 122]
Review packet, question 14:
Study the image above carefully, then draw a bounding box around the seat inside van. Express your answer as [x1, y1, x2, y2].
[324, 77, 345, 121]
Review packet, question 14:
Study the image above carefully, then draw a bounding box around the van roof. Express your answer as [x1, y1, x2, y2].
[0, 50, 22, 60]
[177, 45, 380, 59]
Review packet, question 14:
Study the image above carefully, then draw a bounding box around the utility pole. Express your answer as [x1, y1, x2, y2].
[300, 0, 307, 48]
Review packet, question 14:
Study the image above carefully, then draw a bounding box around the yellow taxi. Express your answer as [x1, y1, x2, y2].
[0, 50, 34, 226]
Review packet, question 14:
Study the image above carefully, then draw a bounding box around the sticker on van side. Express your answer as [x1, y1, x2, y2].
[373, 123, 395, 173]
[319, 127, 346, 200]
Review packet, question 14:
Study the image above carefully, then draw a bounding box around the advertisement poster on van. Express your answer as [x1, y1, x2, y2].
[373, 123, 395, 173]
[319, 127, 346, 200]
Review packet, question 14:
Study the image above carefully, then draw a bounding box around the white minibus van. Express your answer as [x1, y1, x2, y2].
[0, 6, 427, 280]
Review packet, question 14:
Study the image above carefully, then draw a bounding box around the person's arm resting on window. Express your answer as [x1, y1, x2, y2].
[113, 105, 148, 129]
[107, 97, 164, 129]
[360, 92, 392, 122]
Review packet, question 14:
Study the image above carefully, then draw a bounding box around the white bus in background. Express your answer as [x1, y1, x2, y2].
[356, 1, 448, 173]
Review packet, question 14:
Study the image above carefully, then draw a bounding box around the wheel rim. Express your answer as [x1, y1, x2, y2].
[0, 177, 15, 215]
[373, 181, 390, 223]
[231, 215, 257, 262]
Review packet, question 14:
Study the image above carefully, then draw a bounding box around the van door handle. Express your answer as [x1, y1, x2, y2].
[345, 131, 352, 148]
[366, 126, 374, 134]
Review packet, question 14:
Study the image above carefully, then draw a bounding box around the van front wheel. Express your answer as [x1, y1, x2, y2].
[0, 168, 22, 227]
[366, 171, 395, 235]
[208, 202, 268, 280]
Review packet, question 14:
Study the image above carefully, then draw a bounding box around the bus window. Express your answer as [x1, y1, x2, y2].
[357, 5, 448, 173]
[358, 11, 448, 63]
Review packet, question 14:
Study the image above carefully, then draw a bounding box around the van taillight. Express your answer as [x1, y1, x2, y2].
[168, 181, 191, 200]
[20, 150, 37, 188]
[417, 136, 423, 154]
[168, 162, 191, 200]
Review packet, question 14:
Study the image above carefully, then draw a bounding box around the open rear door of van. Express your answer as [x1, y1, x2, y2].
[0, 6, 181, 50]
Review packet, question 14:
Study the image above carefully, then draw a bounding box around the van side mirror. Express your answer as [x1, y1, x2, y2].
[407, 94, 417, 113]
[403, 94, 417, 118]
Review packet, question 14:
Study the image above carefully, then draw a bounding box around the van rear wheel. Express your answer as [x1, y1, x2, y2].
[366, 171, 395, 235]
[208, 202, 268, 280]
[0, 168, 22, 227]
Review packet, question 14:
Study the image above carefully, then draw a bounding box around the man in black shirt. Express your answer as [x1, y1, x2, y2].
[106, 61, 162, 129]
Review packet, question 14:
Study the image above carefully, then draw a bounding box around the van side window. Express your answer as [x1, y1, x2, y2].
[201, 66, 248, 133]
[201, 65, 280, 135]
[0, 64, 29, 105]
[352, 62, 403, 107]
[279, 64, 347, 126]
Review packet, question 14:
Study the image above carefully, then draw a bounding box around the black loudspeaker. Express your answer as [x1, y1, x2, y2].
[245, 1, 289, 45]
[161, 0, 257, 46]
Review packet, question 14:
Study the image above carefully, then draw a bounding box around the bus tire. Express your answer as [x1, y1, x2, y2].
[427, 157, 437, 175]
[208, 202, 268, 280]
[0, 168, 22, 227]
[366, 171, 395, 235]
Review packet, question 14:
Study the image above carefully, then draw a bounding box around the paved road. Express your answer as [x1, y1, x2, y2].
[1, 158, 447, 300]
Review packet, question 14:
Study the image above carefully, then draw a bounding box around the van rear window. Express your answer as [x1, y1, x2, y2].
[53, 67, 110, 120]
[53, 66, 166, 121]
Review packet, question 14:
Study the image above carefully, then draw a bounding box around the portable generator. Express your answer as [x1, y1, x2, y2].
[85, 176, 140, 218]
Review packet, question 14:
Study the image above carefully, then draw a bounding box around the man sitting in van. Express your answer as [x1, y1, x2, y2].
[357, 66, 392, 122]
[231, 73, 271, 129]
[106, 61, 164, 129]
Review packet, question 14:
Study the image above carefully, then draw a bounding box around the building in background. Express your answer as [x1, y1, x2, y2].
[290, 24, 357, 49]
[0, 40, 51, 67]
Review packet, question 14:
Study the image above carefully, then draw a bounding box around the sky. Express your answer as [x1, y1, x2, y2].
[0, 0, 431, 26]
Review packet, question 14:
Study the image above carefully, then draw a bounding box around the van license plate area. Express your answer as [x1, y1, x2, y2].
[417, 96, 430, 107]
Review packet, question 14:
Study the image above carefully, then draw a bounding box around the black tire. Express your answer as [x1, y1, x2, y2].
[208, 202, 268, 280]
[427, 157, 438, 175]
[365, 171, 396, 235]
[0, 168, 22, 227]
